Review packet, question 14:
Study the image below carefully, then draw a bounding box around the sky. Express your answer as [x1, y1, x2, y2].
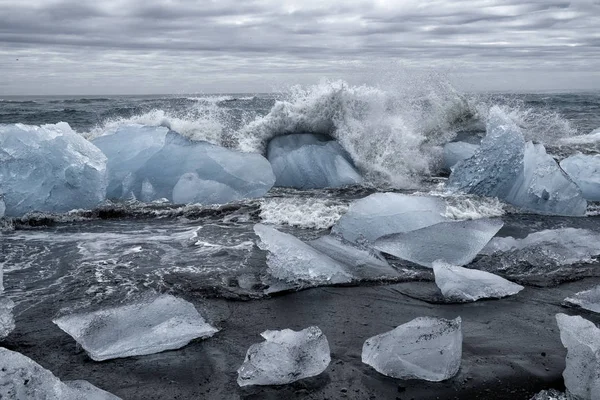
[0, 0, 599, 95]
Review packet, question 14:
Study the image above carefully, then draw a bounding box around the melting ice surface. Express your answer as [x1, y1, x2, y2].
[0, 123, 107, 217]
[53, 294, 219, 361]
[373, 218, 503, 268]
[447, 107, 587, 216]
[556, 314, 600, 400]
[237, 326, 331, 386]
[442, 141, 479, 171]
[267, 133, 362, 189]
[0, 347, 121, 399]
[331, 193, 448, 244]
[433, 261, 523, 302]
[560, 154, 600, 201]
[362, 317, 462, 381]
[564, 285, 600, 314]
[93, 127, 275, 204]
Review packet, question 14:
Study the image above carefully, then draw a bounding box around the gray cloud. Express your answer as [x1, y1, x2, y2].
[0, 0, 599, 94]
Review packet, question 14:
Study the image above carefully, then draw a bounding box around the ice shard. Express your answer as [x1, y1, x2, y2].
[267, 133, 362, 189]
[442, 141, 479, 171]
[331, 193, 448, 244]
[254, 224, 352, 285]
[448, 107, 586, 216]
[556, 313, 600, 400]
[373, 218, 503, 268]
[0, 347, 121, 399]
[564, 285, 600, 314]
[0, 123, 107, 217]
[433, 261, 523, 302]
[560, 154, 600, 201]
[53, 294, 219, 361]
[237, 326, 331, 386]
[362, 317, 462, 381]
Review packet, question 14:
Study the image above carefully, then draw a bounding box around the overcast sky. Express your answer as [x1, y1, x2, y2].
[1, 0, 599, 95]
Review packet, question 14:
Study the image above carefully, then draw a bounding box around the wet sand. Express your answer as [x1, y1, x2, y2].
[4, 277, 600, 400]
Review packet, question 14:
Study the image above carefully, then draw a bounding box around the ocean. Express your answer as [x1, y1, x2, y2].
[2, 80, 600, 399]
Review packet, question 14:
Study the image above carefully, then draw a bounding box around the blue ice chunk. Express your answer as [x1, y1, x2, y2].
[560, 154, 600, 201]
[267, 133, 362, 189]
[442, 141, 479, 171]
[0, 123, 107, 217]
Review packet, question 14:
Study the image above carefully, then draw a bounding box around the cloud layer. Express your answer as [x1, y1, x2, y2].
[1, 0, 599, 94]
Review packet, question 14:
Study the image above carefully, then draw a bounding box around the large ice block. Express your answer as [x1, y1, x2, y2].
[53, 294, 219, 361]
[560, 154, 600, 201]
[442, 141, 479, 171]
[95, 129, 275, 204]
[448, 107, 586, 216]
[362, 317, 462, 381]
[373, 218, 503, 268]
[267, 133, 362, 189]
[556, 313, 600, 400]
[331, 193, 448, 244]
[237, 326, 331, 386]
[0, 123, 107, 217]
[0, 347, 121, 399]
[433, 261, 523, 302]
[564, 285, 600, 314]
[254, 224, 352, 285]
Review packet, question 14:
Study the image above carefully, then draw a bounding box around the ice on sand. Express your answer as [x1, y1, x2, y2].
[0, 123, 107, 217]
[0, 347, 121, 399]
[448, 107, 586, 216]
[373, 218, 503, 268]
[560, 154, 600, 201]
[433, 261, 523, 302]
[254, 224, 352, 285]
[53, 294, 219, 361]
[362, 317, 462, 381]
[564, 285, 600, 314]
[332, 193, 448, 244]
[556, 313, 600, 400]
[442, 141, 479, 171]
[237, 326, 331, 386]
[94, 128, 275, 204]
[267, 133, 362, 189]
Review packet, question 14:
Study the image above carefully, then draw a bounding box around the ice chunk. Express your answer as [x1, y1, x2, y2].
[0, 347, 121, 399]
[564, 285, 600, 313]
[0, 297, 15, 340]
[91, 124, 169, 200]
[560, 128, 600, 145]
[237, 326, 331, 386]
[442, 141, 479, 171]
[373, 218, 503, 268]
[95, 129, 275, 204]
[332, 193, 448, 243]
[529, 389, 567, 400]
[308, 235, 400, 279]
[267, 133, 362, 189]
[362, 316, 462, 381]
[448, 107, 587, 216]
[0, 123, 107, 217]
[556, 313, 600, 400]
[433, 261, 523, 302]
[560, 154, 600, 201]
[504, 142, 586, 216]
[0, 196, 5, 218]
[53, 294, 219, 361]
[254, 224, 352, 285]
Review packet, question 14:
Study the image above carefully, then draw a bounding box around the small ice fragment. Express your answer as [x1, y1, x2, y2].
[529, 389, 567, 400]
[362, 317, 462, 381]
[53, 294, 218, 361]
[267, 133, 362, 189]
[433, 261, 523, 302]
[560, 154, 600, 201]
[0, 297, 15, 340]
[332, 193, 448, 244]
[237, 326, 331, 386]
[564, 285, 600, 314]
[556, 313, 600, 400]
[373, 219, 503, 268]
[254, 224, 352, 285]
[0, 347, 121, 399]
